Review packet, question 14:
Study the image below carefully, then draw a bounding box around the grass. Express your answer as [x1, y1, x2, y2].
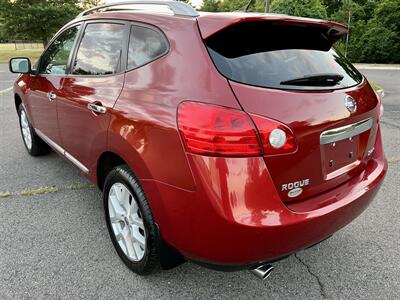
[369, 81, 383, 92]
[0, 43, 43, 63]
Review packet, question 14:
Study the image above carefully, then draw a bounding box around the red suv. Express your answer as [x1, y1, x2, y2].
[10, 1, 387, 279]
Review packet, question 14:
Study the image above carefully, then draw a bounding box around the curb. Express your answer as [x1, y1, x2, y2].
[355, 64, 400, 70]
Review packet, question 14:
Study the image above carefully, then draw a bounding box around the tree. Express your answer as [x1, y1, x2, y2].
[81, 0, 104, 10]
[270, 0, 328, 19]
[0, 0, 81, 46]
[200, 0, 222, 12]
[331, 0, 366, 25]
[0, 22, 6, 41]
[373, 0, 400, 33]
[356, 0, 400, 63]
[321, 0, 342, 16]
[219, 0, 256, 12]
[358, 25, 400, 63]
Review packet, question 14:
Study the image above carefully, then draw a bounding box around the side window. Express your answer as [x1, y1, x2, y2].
[128, 25, 168, 69]
[72, 23, 125, 75]
[39, 25, 80, 75]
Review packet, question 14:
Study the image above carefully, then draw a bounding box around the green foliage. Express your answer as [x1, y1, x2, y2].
[1, 0, 398, 63]
[0, 0, 80, 45]
[270, 0, 328, 19]
[199, 0, 399, 63]
[331, 0, 365, 24]
[81, 0, 103, 10]
[321, 0, 342, 16]
[201, 0, 223, 12]
[0, 22, 6, 41]
[200, 0, 266, 13]
[331, 0, 400, 63]
[357, 25, 400, 63]
[373, 0, 400, 32]
[219, 0, 254, 12]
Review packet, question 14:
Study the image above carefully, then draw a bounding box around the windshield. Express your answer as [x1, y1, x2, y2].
[206, 21, 363, 91]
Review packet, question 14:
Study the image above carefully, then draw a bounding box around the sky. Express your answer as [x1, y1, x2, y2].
[190, 0, 203, 8]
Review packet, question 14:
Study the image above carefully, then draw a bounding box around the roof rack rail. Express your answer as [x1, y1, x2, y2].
[77, 0, 199, 18]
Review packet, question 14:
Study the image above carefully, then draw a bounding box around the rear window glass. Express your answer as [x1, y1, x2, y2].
[206, 22, 363, 91]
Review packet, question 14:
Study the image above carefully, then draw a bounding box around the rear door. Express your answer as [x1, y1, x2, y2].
[27, 24, 81, 146]
[57, 21, 128, 173]
[203, 20, 380, 202]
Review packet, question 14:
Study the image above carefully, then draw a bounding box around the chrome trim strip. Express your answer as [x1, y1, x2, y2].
[35, 128, 65, 154]
[65, 151, 89, 173]
[34, 129, 89, 174]
[320, 118, 373, 145]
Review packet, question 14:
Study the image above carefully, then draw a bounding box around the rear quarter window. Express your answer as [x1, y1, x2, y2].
[127, 25, 169, 69]
[206, 21, 363, 91]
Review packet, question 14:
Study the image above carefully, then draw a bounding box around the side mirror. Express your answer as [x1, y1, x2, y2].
[9, 57, 32, 74]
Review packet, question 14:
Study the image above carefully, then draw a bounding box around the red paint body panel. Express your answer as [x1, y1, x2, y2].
[108, 14, 240, 190]
[230, 79, 380, 202]
[57, 75, 124, 171]
[26, 75, 63, 145]
[13, 10, 387, 268]
[141, 128, 386, 264]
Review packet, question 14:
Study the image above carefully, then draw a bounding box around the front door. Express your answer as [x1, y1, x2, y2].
[57, 22, 127, 173]
[27, 24, 81, 147]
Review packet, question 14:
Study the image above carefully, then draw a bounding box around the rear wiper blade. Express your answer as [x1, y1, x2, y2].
[280, 74, 344, 86]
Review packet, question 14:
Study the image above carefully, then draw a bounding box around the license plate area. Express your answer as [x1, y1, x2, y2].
[321, 136, 361, 180]
[320, 118, 373, 180]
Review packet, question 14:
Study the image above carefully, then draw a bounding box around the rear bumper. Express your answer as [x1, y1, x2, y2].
[141, 128, 387, 267]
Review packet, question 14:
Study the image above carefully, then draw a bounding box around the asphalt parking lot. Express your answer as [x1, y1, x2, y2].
[0, 63, 399, 299]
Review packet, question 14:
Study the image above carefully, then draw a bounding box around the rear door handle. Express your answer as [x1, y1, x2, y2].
[47, 92, 56, 101]
[87, 103, 107, 114]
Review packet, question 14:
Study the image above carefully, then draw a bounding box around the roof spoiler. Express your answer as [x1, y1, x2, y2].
[197, 13, 348, 43]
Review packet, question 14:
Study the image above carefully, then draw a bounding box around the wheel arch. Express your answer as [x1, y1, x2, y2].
[96, 151, 127, 191]
[14, 93, 22, 112]
[97, 150, 185, 269]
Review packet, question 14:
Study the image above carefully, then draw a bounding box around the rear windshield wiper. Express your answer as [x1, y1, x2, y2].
[280, 74, 344, 86]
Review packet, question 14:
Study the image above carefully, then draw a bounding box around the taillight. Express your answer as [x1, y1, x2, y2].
[177, 102, 297, 157]
[250, 114, 297, 155]
[177, 102, 261, 157]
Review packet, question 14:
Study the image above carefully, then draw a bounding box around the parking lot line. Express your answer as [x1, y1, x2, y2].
[0, 183, 94, 198]
[0, 87, 12, 94]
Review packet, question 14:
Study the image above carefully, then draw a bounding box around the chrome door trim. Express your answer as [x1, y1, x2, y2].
[65, 151, 89, 173]
[87, 103, 107, 114]
[35, 128, 65, 154]
[35, 128, 89, 174]
[47, 91, 57, 101]
[320, 118, 373, 145]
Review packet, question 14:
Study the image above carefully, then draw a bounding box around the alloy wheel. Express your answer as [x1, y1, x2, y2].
[20, 109, 32, 150]
[108, 182, 146, 262]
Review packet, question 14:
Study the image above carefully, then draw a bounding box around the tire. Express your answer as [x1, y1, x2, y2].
[18, 104, 50, 156]
[103, 165, 160, 275]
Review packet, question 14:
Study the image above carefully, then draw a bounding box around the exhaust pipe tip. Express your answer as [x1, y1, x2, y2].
[250, 264, 274, 280]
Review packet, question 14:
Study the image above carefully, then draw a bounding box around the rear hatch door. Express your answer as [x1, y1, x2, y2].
[199, 15, 380, 202]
